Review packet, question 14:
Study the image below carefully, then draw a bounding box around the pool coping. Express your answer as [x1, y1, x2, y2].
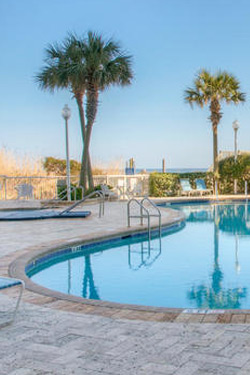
[9, 218, 185, 312]
[5, 198, 250, 324]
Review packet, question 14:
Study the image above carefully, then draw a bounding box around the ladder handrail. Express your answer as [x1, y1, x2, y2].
[141, 197, 161, 235]
[127, 197, 162, 241]
[53, 185, 84, 202]
[59, 190, 105, 218]
[127, 198, 150, 217]
[141, 197, 161, 217]
[127, 198, 151, 240]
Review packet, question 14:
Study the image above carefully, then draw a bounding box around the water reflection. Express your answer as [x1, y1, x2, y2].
[67, 254, 100, 299]
[235, 235, 240, 274]
[217, 203, 250, 235]
[183, 202, 250, 235]
[82, 254, 100, 300]
[186, 203, 248, 309]
[128, 237, 162, 270]
[69, 202, 250, 307]
[78, 238, 162, 299]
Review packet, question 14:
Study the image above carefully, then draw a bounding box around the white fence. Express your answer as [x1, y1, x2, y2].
[0, 174, 149, 200]
[93, 174, 149, 199]
[0, 175, 78, 200]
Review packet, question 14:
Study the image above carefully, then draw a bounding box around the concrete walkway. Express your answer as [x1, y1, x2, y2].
[2, 293, 250, 375]
[1, 201, 250, 374]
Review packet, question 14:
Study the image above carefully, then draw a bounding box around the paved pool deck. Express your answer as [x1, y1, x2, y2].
[1, 199, 250, 374]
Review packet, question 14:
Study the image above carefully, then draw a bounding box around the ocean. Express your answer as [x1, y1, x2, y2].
[136, 168, 208, 174]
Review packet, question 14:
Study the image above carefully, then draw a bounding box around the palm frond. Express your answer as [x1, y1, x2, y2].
[185, 69, 245, 108]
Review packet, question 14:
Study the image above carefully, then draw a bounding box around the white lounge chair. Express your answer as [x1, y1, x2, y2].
[100, 184, 118, 200]
[126, 183, 143, 199]
[0, 277, 24, 327]
[195, 179, 213, 196]
[180, 179, 196, 196]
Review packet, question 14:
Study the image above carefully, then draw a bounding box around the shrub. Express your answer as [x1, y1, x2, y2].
[44, 157, 81, 176]
[149, 173, 179, 197]
[149, 154, 250, 197]
[218, 154, 250, 194]
[149, 172, 213, 197]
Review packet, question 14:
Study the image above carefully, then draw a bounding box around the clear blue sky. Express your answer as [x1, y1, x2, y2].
[1, 0, 250, 169]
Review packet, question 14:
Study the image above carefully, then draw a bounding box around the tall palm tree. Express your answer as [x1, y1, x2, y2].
[36, 38, 92, 187]
[184, 70, 245, 174]
[71, 32, 133, 189]
[36, 32, 133, 191]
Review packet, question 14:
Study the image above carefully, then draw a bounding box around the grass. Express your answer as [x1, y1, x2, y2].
[92, 158, 124, 175]
[0, 148, 45, 177]
[0, 149, 59, 199]
[0, 149, 125, 199]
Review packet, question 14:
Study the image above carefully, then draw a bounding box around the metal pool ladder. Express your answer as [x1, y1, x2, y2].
[127, 197, 161, 240]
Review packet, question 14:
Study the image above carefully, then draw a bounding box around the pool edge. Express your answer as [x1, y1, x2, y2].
[8, 217, 186, 317]
[7, 202, 250, 324]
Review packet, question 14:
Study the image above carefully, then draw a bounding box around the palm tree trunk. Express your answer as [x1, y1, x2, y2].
[82, 127, 94, 190]
[82, 85, 98, 191]
[209, 98, 221, 175]
[75, 93, 93, 190]
[75, 93, 87, 189]
[79, 150, 92, 190]
[75, 93, 86, 140]
[213, 124, 218, 174]
[209, 99, 222, 195]
[79, 151, 86, 188]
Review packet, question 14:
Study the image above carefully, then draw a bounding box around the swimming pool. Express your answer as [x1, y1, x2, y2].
[27, 201, 250, 310]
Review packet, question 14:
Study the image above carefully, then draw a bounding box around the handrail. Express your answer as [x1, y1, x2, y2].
[55, 187, 67, 201]
[141, 197, 161, 215]
[59, 190, 105, 218]
[54, 186, 71, 201]
[127, 197, 162, 241]
[127, 198, 151, 240]
[141, 197, 161, 235]
[55, 185, 84, 202]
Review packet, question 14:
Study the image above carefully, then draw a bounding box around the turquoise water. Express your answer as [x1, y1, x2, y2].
[28, 202, 250, 309]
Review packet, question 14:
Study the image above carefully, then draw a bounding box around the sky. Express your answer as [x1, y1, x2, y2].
[1, 0, 250, 169]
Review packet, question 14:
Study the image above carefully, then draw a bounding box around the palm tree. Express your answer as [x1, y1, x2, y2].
[71, 32, 133, 190]
[36, 32, 133, 191]
[36, 37, 92, 187]
[184, 70, 245, 174]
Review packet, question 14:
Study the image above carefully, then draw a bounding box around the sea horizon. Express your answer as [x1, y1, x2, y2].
[136, 167, 208, 174]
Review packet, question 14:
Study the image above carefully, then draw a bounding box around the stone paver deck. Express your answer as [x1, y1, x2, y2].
[2, 293, 250, 375]
[1, 199, 250, 374]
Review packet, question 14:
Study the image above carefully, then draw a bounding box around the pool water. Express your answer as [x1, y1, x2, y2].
[28, 202, 250, 309]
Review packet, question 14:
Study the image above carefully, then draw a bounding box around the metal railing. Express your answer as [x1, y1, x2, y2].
[0, 174, 150, 200]
[141, 197, 161, 236]
[0, 175, 80, 200]
[127, 197, 162, 241]
[59, 190, 105, 218]
[54, 185, 84, 201]
[2, 173, 250, 201]
[94, 174, 149, 199]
